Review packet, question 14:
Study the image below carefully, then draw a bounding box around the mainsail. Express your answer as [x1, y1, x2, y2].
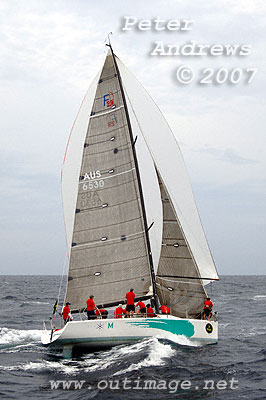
[62, 50, 159, 312]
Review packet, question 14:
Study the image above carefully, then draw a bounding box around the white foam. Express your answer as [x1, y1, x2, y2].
[156, 333, 203, 347]
[0, 327, 42, 346]
[253, 295, 266, 300]
[1, 343, 37, 354]
[81, 342, 147, 372]
[0, 360, 78, 375]
[114, 337, 176, 375]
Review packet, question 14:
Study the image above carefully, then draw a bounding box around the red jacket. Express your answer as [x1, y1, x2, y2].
[160, 305, 170, 314]
[136, 301, 146, 309]
[87, 298, 96, 311]
[204, 300, 213, 309]
[62, 305, 70, 320]
[146, 306, 155, 317]
[114, 307, 126, 318]
[126, 291, 135, 305]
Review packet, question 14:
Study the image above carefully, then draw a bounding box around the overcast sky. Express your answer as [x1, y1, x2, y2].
[0, 0, 265, 275]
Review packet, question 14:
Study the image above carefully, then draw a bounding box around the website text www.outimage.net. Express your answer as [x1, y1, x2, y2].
[48, 377, 238, 393]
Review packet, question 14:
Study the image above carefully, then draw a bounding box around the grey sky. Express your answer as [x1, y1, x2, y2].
[0, 0, 265, 275]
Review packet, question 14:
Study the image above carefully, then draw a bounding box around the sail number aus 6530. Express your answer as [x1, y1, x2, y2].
[83, 180, 104, 190]
[82, 170, 105, 191]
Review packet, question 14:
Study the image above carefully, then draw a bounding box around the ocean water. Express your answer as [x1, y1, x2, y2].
[0, 275, 266, 399]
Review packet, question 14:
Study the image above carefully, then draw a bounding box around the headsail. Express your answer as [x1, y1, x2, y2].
[62, 50, 161, 312]
[117, 57, 219, 286]
[156, 171, 207, 318]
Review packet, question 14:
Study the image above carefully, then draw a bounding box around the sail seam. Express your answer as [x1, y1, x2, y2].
[157, 277, 201, 285]
[160, 257, 193, 261]
[72, 230, 145, 249]
[78, 168, 135, 184]
[68, 274, 150, 287]
[90, 105, 124, 118]
[69, 255, 147, 271]
[88, 123, 127, 139]
[98, 74, 117, 82]
[74, 216, 142, 233]
[83, 143, 130, 157]
[80, 160, 132, 177]
[75, 195, 140, 214]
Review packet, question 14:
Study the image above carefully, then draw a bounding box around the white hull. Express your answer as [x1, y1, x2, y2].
[42, 315, 218, 352]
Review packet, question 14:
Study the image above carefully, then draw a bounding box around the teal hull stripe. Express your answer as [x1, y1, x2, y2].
[125, 319, 195, 337]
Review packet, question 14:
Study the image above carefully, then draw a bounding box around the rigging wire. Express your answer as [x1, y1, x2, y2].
[53, 252, 68, 316]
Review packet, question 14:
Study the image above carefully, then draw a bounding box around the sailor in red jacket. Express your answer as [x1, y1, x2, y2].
[125, 288, 135, 317]
[114, 304, 126, 318]
[159, 305, 170, 315]
[203, 297, 213, 321]
[62, 302, 73, 324]
[86, 295, 97, 320]
[146, 304, 155, 318]
[136, 301, 146, 315]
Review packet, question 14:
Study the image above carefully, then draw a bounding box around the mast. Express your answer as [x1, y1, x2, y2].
[107, 42, 160, 313]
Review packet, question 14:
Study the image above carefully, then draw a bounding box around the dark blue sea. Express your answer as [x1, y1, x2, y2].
[0, 275, 265, 399]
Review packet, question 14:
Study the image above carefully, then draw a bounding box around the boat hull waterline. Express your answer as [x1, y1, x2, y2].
[41, 316, 218, 349]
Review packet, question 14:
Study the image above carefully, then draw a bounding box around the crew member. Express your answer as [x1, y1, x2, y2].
[146, 304, 155, 318]
[125, 288, 135, 317]
[159, 305, 170, 314]
[62, 302, 73, 324]
[87, 295, 97, 320]
[114, 304, 126, 318]
[203, 297, 213, 321]
[136, 300, 146, 316]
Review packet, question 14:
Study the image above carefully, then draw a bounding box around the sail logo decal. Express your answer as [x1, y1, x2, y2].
[106, 113, 117, 128]
[126, 319, 195, 337]
[82, 171, 104, 191]
[104, 92, 114, 108]
[96, 323, 104, 330]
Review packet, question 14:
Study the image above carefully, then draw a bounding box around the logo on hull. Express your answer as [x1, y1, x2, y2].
[205, 323, 213, 334]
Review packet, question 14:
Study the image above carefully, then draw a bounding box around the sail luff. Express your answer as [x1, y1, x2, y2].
[109, 45, 160, 312]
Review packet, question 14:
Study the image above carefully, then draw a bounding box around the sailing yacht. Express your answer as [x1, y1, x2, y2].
[41, 43, 219, 354]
